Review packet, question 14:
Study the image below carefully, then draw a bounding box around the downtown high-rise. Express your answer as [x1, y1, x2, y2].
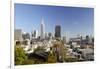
[40, 17, 45, 39]
[55, 25, 61, 38]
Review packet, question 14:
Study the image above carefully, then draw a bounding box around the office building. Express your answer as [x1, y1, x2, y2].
[55, 25, 61, 38]
[40, 17, 45, 39]
[14, 29, 22, 41]
[31, 30, 38, 38]
[22, 32, 30, 40]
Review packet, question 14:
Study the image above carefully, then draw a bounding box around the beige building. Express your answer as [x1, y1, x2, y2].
[14, 29, 22, 41]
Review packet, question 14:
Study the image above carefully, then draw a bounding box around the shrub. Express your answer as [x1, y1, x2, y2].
[64, 57, 78, 62]
[22, 59, 35, 65]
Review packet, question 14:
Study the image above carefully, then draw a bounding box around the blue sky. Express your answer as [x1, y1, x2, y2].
[15, 3, 94, 38]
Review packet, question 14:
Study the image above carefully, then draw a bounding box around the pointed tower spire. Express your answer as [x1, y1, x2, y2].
[41, 16, 44, 25]
[40, 17, 45, 39]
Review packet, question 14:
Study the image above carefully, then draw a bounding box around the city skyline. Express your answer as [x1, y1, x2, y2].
[15, 3, 94, 38]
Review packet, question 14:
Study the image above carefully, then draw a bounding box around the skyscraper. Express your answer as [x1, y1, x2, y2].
[40, 17, 45, 39]
[62, 36, 66, 43]
[31, 30, 38, 38]
[48, 32, 52, 39]
[63, 32, 69, 43]
[14, 29, 22, 41]
[55, 25, 61, 38]
[22, 32, 30, 40]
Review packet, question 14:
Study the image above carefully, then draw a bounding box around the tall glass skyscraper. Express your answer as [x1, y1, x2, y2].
[55, 25, 61, 38]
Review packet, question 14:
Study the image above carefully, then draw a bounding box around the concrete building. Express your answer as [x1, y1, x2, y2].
[31, 30, 38, 39]
[48, 32, 52, 39]
[22, 32, 30, 40]
[62, 36, 66, 44]
[82, 48, 94, 61]
[14, 29, 22, 41]
[40, 17, 45, 39]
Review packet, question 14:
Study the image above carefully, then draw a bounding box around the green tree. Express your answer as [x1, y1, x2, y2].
[64, 57, 78, 62]
[47, 52, 57, 63]
[15, 46, 26, 65]
[22, 59, 34, 65]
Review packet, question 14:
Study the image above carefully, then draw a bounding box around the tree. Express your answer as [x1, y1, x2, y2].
[64, 57, 78, 62]
[15, 46, 26, 65]
[47, 52, 57, 63]
[22, 59, 34, 65]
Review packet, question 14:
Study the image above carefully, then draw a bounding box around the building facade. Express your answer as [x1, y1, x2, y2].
[40, 18, 45, 39]
[14, 29, 22, 41]
[55, 25, 61, 38]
